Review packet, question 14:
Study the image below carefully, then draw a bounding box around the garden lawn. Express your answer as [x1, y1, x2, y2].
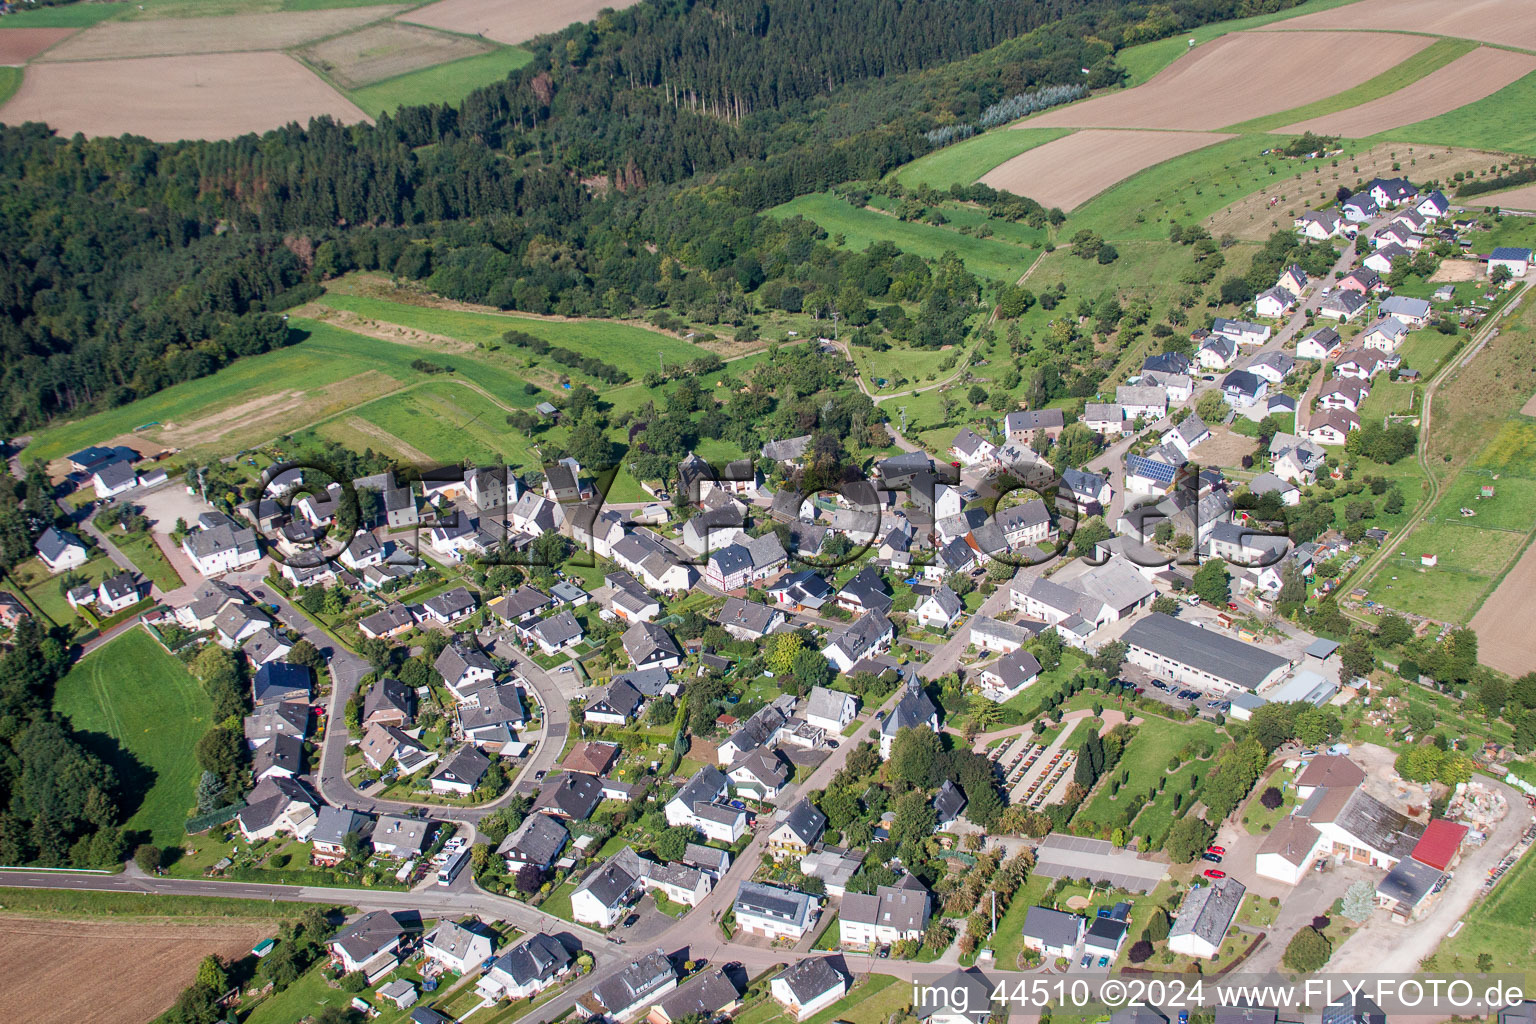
[12, 553, 118, 632]
[540, 879, 579, 923]
[348, 46, 534, 116]
[52, 628, 213, 845]
[769, 192, 1036, 282]
[1076, 717, 1223, 836]
[114, 530, 184, 591]
[892, 127, 1075, 190]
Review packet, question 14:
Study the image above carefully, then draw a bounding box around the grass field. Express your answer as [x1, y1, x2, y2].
[23, 314, 563, 465]
[1438, 835, 1536, 973]
[348, 45, 532, 115]
[770, 192, 1037, 282]
[1364, 517, 1513, 622]
[121, 0, 403, 17]
[315, 379, 537, 466]
[1110, 0, 1367, 87]
[1389, 70, 1536, 155]
[0, 67, 21, 108]
[312, 292, 708, 379]
[892, 127, 1074, 190]
[1225, 37, 1477, 133]
[1060, 133, 1396, 241]
[0, 3, 123, 27]
[0, 887, 340, 919]
[113, 531, 184, 592]
[10, 553, 116, 632]
[53, 628, 212, 845]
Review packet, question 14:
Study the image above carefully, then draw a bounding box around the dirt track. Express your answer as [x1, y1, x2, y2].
[402, 0, 640, 45]
[0, 52, 370, 141]
[1278, 46, 1536, 137]
[1257, 0, 1536, 53]
[1027, 30, 1433, 131]
[0, 916, 271, 1024]
[37, 7, 405, 61]
[0, 27, 75, 64]
[981, 129, 1233, 210]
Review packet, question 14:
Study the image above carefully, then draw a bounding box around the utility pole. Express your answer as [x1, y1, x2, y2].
[831, 311, 839, 341]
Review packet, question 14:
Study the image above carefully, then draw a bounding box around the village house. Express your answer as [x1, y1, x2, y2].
[949, 427, 997, 468]
[803, 686, 858, 733]
[840, 880, 932, 948]
[914, 585, 965, 631]
[1082, 402, 1126, 437]
[767, 799, 827, 861]
[822, 610, 895, 673]
[423, 921, 494, 976]
[588, 951, 678, 1021]
[1308, 409, 1362, 447]
[497, 812, 570, 872]
[735, 881, 820, 941]
[977, 647, 1042, 703]
[1211, 317, 1270, 346]
[477, 933, 574, 1003]
[328, 911, 416, 982]
[36, 526, 89, 573]
[1169, 877, 1245, 959]
[1295, 209, 1343, 240]
[1115, 385, 1167, 421]
[182, 511, 261, 576]
[1360, 316, 1410, 352]
[770, 959, 848, 1022]
[1022, 906, 1085, 958]
[880, 682, 940, 758]
[1254, 285, 1296, 318]
[1003, 408, 1065, 444]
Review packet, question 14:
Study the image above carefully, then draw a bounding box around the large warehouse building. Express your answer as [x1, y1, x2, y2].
[1122, 613, 1292, 693]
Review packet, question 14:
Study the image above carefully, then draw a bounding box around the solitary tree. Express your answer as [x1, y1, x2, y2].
[1340, 879, 1375, 923]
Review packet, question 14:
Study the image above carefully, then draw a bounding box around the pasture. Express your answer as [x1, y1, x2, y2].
[982, 129, 1234, 211]
[1233, 36, 1475, 132]
[892, 127, 1073, 190]
[36, 7, 405, 61]
[311, 291, 707, 378]
[770, 192, 1036, 281]
[0, 916, 273, 1024]
[297, 22, 493, 90]
[1390, 70, 1536, 155]
[0, 53, 370, 142]
[53, 629, 213, 846]
[1364, 517, 1511, 623]
[314, 379, 537, 467]
[23, 321, 435, 464]
[1027, 31, 1433, 131]
[347, 45, 532, 115]
[1437, 831, 1536, 972]
[1258, 0, 1536, 53]
[1276, 46, 1536, 138]
[403, 0, 640, 46]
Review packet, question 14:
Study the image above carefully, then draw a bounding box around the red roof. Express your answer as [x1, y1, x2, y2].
[1411, 818, 1469, 870]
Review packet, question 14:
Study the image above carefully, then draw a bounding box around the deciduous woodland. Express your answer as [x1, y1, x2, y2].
[0, 0, 1310, 435]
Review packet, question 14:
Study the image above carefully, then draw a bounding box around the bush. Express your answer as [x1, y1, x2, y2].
[1127, 940, 1154, 964]
[133, 844, 162, 873]
[1260, 787, 1283, 810]
[1282, 926, 1332, 972]
[340, 972, 368, 993]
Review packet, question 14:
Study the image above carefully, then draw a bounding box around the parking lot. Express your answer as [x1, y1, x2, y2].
[1116, 664, 1231, 717]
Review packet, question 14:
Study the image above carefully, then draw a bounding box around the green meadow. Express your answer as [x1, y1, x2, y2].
[892, 127, 1074, 190]
[771, 192, 1037, 282]
[53, 629, 213, 846]
[1388, 70, 1536, 155]
[347, 46, 534, 117]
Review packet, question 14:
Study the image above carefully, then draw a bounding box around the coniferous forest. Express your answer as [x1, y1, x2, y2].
[0, 0, 1308, 435]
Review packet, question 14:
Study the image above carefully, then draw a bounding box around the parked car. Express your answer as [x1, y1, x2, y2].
[1204, 868, 1226, 879]
[1207, 845, 1225, 855]
[1080, 954, 1092, 968]
[1097, 956, 1109, 967]
[1202, 852, 1222, 863]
